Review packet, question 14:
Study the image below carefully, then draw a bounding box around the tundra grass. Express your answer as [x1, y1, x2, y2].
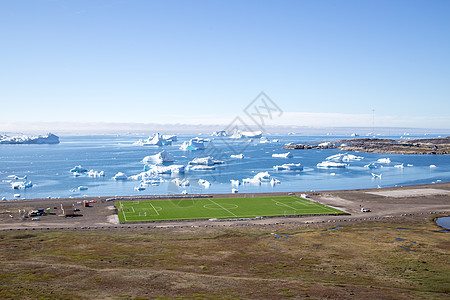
[116, 196, 345, 222]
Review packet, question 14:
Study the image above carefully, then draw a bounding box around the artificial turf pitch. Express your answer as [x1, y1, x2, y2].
[116, 196, 346, 222]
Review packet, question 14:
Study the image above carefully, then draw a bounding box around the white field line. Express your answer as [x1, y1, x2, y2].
[208, 199, 237, 217]
[131, 206, 135, 213]
[149, 203, 160, 216]
[271, 199, 298, 211]
[121, 202, 128, 222]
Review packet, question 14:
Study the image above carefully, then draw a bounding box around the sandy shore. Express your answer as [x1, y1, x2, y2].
[1, 182, 449, 231]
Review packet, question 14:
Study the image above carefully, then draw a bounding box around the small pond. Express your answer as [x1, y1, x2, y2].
[436, 216, 450, 230]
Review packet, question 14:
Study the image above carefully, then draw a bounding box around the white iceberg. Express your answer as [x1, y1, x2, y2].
[180, 138, 206, 151]
[243, 171, 275, 184]
[316, 161, 347, 168]
[198, 179, 211, 188]
[141, 164, 185, 175]
[142, 150, 175, 164]
[87, 170, 105, 177]
[230, 153, 244, 159]
[325, 153, 364, 162]
[260, 138, 271, 144]
[113, 172, 128, 180]
[272, 152, 293, 158]
[70, 165, 88, 173]
[232, 188, 239, 193]
[377, 158, 391, 164]
[163, 134, 177, 142]
[273, 163, 303, 171]
[11, 181, 33, 189]
[78, 186, 88, 191]
[430, 164, 437, 168]
[135, 133, 173, 146]
[394, 163, 404, 168]
[189, 156, 224, 166]
[229, 130, 262, 139]
[187, 165, 216, 171]
[230, 179, 240, 186]
[172, 178, 190, 187]
[318, 142, 332, 147]
[211, 130, 227, 137]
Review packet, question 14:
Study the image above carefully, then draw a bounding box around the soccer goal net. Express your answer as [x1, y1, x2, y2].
[139, 211, 147, 217]
[132, 201, 140, 204]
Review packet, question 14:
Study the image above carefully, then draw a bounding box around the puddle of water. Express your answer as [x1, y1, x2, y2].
[329, 226, 343, 231]
[436, 216, 450, 230]
[396, 238, 405, 241]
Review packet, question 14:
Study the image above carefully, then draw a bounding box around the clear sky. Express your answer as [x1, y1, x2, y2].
[1, 0, 449, 130]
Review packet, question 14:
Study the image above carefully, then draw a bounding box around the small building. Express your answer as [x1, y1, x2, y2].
[61, 204, 75, 217]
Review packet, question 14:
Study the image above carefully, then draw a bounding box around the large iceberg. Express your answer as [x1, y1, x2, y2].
[272, 152, 293, 158]
[325, 153, 364, 162]
[229, 130, 263, 139]
[316, 161, 347, 168]
[273, 163, 303, 171]
[0, 133, 59, 144]
[180, 138, 206, 151]
[70, 165, 88, 173]
[142, 150, 175, 164]
[113, 172, 128, 180]
[135, 133, 173, 146]
[139, 164, 185, 176]
[242, 171, 279, 185]
[188, 156, 224, 166]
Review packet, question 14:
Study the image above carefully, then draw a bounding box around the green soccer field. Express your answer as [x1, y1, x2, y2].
[116, 196, 346, 222]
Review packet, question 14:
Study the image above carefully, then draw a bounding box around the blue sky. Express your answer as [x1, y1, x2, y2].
[1, 0, 449, 130]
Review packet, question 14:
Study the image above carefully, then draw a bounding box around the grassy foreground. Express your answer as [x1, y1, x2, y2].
[0, 217, 449, 299]
[116, 196, 345, 222]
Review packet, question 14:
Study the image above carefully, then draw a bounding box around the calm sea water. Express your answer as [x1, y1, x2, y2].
[1, 134, 449, 200]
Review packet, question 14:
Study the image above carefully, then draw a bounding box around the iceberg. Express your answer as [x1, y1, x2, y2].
[70, 165, 88, 173]
[229, 130, 262, 139]
[211, 130, 227, 137]
[230, 153, 244, 159]
[272, 152, 293, 158]
[273, 163, 303, 171]
[180, 138, 205, 151]
[172, 178, 190, 187]
[0, 133, 59, 144]
[377, 158, 391, 164]
[325, 153, 364, 162]
[186, 165, 216, 171]
[198, 179, 211, 188]
[135, 133, 173, 146]
[142, 150, 175, 164]
[87, 170, 105, 177]
[113, 172, 128, 180]
[132, 164, 185, 179]
[189, 156, 224, 166]
[11, 181, 33, 189]
[163, 134, 178, 142]
[364, 162, 378, 169]
[230, 179, 240, 186]
[78, 186, 88, 191]
[232, 188, 239, 193]
[242, 171, 276, 184]
[316, 161, 347, 168]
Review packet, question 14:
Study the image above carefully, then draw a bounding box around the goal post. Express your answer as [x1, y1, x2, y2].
[139, 211, 147, 217]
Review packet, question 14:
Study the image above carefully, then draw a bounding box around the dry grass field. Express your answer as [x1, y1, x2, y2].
[0, 215, 449, 299]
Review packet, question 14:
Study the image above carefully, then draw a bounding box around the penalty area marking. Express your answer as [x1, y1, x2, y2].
[271, 199, 298, 211]
[203, 203, 239, 210]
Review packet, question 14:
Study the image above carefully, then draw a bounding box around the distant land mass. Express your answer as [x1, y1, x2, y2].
[0, 133, 60, 144]
[284, 137, 450, 155]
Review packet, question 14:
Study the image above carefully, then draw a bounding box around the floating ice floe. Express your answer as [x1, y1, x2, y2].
[187, 165, 216, 171]
[273, 163, 303, 171]
[377, 158, 391, 164]
[232, 188, 238, 193]
[135, 183, 146, 191]
[11, 181, 33, 189]
[430, 164, 437, 168]
[242, 171, 278, 185]
[318, 142, 332, 147]
[316, 161, 347, 168]
[364, 163, 378, 169]
[172, 178, 190, 187]
[372, 173, 382, 179]
[113, 172, 128, 180]
[141, 164, 185, 175]
[198, 179, 211, 188]
[142, 150, 175, 164]
[135, 133, 173, 146]
[260, 138, 271, 144]
[87, 170, 105, 177]
[78, 186, 88, 191]
[394, 163, 404, 169]
[325, 153, 363, 162]
[230, 153, 244, 159]
[211, 130, 227, 137]
[229, 130, 263, 139]
[189, 156, 224, 166]
[180, 138, 206, 151]
[272, 152, 293, 158]
[70, 165, 88, 173]
[0, 133, 59, 144]
[230, 179, 240, 186]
